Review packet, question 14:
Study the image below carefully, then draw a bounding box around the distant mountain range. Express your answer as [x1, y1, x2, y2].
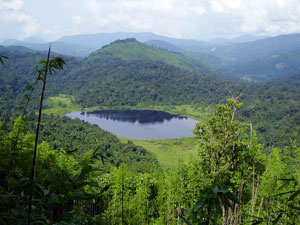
[208, 34, 269, 45]
[1, 32, 300, 81]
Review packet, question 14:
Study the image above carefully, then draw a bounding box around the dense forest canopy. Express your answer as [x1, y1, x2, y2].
[1, 40, 300, 147]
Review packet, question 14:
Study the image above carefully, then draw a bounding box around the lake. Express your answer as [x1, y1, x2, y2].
[66, 109, 198, 140]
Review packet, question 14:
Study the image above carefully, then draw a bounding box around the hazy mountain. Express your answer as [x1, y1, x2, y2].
[2, 32, 300, 80]
[208, 35, 269, 45]
[146, 39, 223, 70]
[23, 37, 46, 44]
[146, 40, 184, 53]
[213, 33, 300, 64]
[0, 40, 92, 58]
[57, 32, 209, 51]
[231, 34, 269, 43]
[220, 48, 300, 80]
[0, 39, 21, 46]
[0, 36, 46, 45]
[208, 38, 231, 45]
[168, 33, 300, 80]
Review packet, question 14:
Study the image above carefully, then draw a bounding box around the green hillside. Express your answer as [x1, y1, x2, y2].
[49, 40, 232, 108]
[157, 33, 300, 80]
[89, 38, 215, 74]
[221, 48, 300, 80]
[1, 42, 300, 148]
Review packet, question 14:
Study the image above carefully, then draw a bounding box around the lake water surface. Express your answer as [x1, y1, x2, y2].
[66, 110, 198, 140]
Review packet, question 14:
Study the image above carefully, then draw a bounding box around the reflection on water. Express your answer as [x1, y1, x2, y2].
[85, 110, 187, 124]
[66, 110, 198, 140]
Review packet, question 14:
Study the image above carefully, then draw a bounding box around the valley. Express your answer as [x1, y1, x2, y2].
[1, 33, 300, 224]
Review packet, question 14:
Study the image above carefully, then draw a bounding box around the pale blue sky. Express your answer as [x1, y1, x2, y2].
[1, 0, 300, 41]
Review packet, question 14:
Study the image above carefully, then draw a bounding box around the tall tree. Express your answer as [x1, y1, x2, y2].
[27, 47, 65, 225]
[189, 98, 265, 224]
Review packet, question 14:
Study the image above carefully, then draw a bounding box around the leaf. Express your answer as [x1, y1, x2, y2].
[213, 185, 228, 194]
[251, 220, 263, 225]
[68, 175, 77, 186]
[26, 85, 34, 91]
[288, 204, 300, 210]
[0, 55, 7, 66]
[218, 167, 235, 175]
[272, 191, 295, 198]
[48, 193, 57, 204]
[68, 192, 95, 200]
[288, 189, 300, 202]
[23, 94, 30, 100]
[226, 191, 240, 205]
[80, 181, 101, 188]
[278, 178, 295, 191]
[278, 178, 295, 181]
[272, 212, 282, 224]
[179, 215, 192, 225]
[86, 181, 101, 188]
[183, 208, 193, 214]
[43, 189, 50, 196]
[78, 164, 93, 181]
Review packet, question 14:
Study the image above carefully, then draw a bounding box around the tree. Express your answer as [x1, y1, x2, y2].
[27, 47, 65, 225]
[0, 55, 7, 65]
[181, 98, 264, 225]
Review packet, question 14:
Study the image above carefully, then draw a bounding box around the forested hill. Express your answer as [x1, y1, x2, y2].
[47, 39, 234, 107]
[0, 46, 80, 125]
[0, 46, 158, 173]
[89, 38, 215, 74]
[1, 41, 300, 148]
[149, 34, 300, 81]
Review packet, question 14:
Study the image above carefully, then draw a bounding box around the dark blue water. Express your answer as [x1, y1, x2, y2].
[66, 110, 198, 140]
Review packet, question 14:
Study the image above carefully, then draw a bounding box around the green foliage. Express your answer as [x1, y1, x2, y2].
[1, 43, 300, 147]
[93, 38, 215, 74]
[0, 54, 7, 65]
[2, 92, 300, 224]
[179, 98, 265, 224]
[33, 114, 158, 173]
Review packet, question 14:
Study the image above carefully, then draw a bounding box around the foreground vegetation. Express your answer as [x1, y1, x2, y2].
[121, 137, 198, 170]
[1, 41, 300, 224]
[2, 96, 300, 224]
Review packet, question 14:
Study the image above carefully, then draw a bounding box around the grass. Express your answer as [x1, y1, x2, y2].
[43, 94, 98, 115]
[120, 137, 199, 170]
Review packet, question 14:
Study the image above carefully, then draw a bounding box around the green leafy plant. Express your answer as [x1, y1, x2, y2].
[27, 47, 65, 225]
[0, 54, 7, 65]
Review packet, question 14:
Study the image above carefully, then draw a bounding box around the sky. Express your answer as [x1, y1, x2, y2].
[1, 0, 300, 42]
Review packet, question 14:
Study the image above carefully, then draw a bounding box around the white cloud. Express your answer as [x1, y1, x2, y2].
[72, 15, 82, 25]
[2, 0, 300, 41]
[83, 0, 206, 38]
[206, 0, 300, 37]
[0, 0, 40, 39]
[0, 0, 24, 10]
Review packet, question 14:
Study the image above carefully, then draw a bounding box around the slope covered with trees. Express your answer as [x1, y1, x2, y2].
[1, 96, 300, 224]
[149, 34, 300, 81]
[1, 40, 300, 224]
[1, 40, 300, 148]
